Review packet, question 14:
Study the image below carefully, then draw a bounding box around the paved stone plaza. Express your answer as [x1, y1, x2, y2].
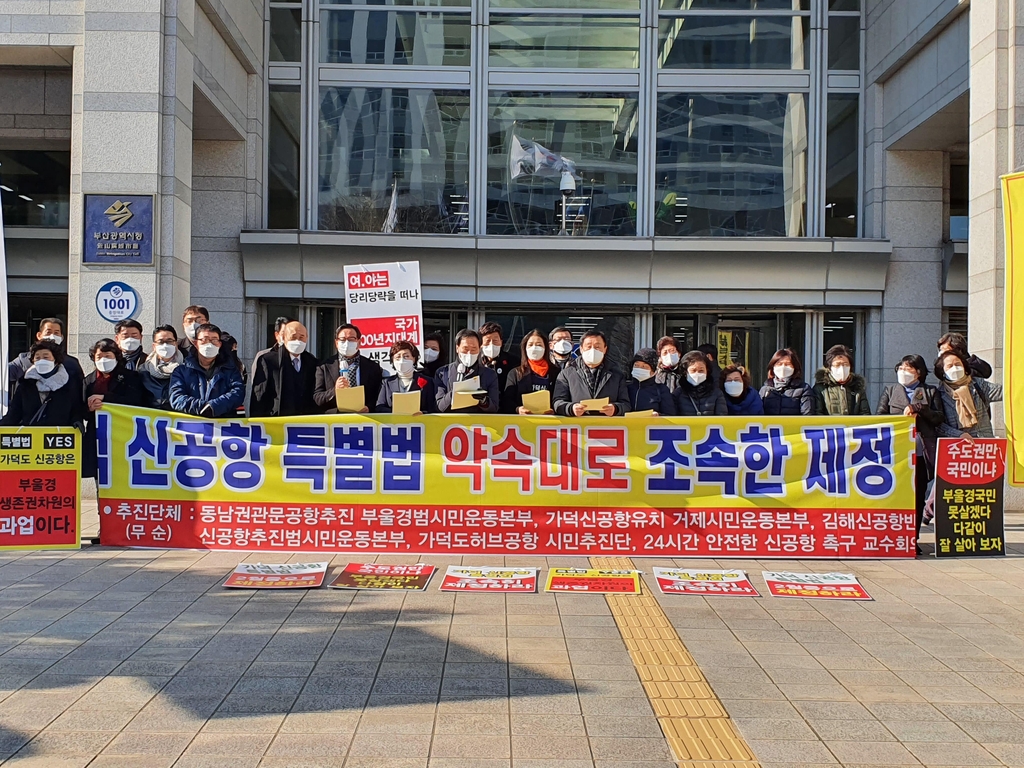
[1, 507, 1023, 768]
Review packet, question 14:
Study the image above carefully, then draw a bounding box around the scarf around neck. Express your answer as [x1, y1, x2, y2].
[528, 357, 550, 378]
[26, 364, 69, 393]
[943, 373, 978, 430]
[142, 349, 183, 379]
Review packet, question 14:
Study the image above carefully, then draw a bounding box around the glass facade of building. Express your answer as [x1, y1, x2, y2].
[266, 0, 861, 237]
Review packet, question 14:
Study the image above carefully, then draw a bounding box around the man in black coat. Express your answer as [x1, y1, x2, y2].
[250, 321, 319, 417]
[553, 329, 630, 417]
[313, 323, 384, 413]
[435, 329, 499, 413]
[479, 321, 518, 392]
[7, 317, 84, 401]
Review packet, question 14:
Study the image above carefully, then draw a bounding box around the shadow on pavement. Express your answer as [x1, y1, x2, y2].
[0, 555, 586, 762]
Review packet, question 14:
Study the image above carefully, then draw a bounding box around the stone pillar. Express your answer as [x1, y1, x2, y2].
[969, 0, 1024, 507]
[67, 0, 195, 360]
[875, 150, 945, 404]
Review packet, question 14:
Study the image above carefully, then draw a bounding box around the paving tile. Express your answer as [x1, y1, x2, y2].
[903, 741, 1002, 765]
[434, 713, 509, 734]
[806, 719, 896, 742]
[511, 735, 593, 760]
[347, 733, 433, 758]
[881, 719, 972, 743]
[429, 735, 512, 759]
[744, 740, 839, 764]
[100, 731, 194, 757]
[179, 733, 275, 757]
[733, 717, 819, 741]
[587, 738, 674, 761]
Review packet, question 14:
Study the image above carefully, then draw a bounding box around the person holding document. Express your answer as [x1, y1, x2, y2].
[434, 329, 499, 413]
[627, 348, 675, 416]
[502, 329, 556, 414]
[552, 330, 630, 417]
[375, 341, 436, 414]
[314, 323, 383, 413]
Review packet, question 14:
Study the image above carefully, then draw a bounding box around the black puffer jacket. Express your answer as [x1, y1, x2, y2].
[759, 377, 815, 415]
[674, 379, 727, 416]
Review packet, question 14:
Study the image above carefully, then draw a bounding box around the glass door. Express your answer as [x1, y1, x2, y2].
[714, 315, 779, 381]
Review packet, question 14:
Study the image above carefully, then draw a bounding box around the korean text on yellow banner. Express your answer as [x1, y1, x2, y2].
[96, 405, 917, 558]
[1001, 171, 1024, 485]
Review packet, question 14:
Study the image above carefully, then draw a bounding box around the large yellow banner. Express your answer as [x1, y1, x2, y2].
[1001, 171, 1024, 485]
[97, 405, 916, 558]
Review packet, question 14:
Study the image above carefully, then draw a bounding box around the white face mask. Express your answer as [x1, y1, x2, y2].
[33, 359, 55, 375]
[185, 323, 200, 340]
[394, 357, 415, 376]
[897, 370, 917, 387]
[631, 367, 652, 382]
[661, 351, 680, 367]
[458, 351, 478, 367]
[119, 337, 142, 353]
[482, 344, 501, 360]
[687, 371, 706, 386]
[552, 339, 572, 356]
[285, 340, 306, 355]
[831, 365, 851, 382]
[95, 357, 117, 374]
[724, 380, 744, 397]
[155, 343, 176, 360]
[42, 334, 63, 346]
[581, 347, 604, 366]
[423, 348, 439, 363]
[199, 343, 219, 359]
[945, 365, 965, 382]
[337, 340, 358, 358]
[526, 344, 546, 361]
[774, 364, 794, 381]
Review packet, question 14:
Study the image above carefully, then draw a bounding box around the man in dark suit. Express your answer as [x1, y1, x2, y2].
[435, 329, 499, 414]
[313, 322, 384, 413]
[249, 321, 319, 417]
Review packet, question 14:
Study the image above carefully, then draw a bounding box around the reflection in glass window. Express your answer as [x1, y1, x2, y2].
[485, 312, 636, 371]
[269, 8, 302, 62]
[0, 149, 70, 227]
[267, 86, 301, 229]
[320, 10, 471, 66]
[318, 87, 470, 233]
[825, 94, 858, 237]
[660, 0, 809, 9]
[658, 15, 808, 69]
[492, 0, 638, 9]
[828, 14, 859, 69]
[323, 0, 470, 6]
[487, 92, 640, 236]
[655, 93, 807, 236]
[488, 15, 640, 68]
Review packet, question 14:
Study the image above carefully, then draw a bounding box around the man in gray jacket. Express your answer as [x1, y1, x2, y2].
[553, 330, 630, 417]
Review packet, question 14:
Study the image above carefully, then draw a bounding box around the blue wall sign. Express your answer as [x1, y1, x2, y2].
[95, 282, 140, 323]
[83, 194, 154, 265]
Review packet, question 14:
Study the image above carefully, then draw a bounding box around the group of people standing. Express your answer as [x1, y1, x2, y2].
[3, 315, 1003, 542]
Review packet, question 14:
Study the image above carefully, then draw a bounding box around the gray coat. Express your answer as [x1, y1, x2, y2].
[936, 379, 1003, 438]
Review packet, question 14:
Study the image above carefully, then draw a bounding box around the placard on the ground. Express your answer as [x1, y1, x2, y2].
[544, 568, 641, 594]
[223, 562, 328, 589]
[762, 571, 872, 600]
[439, 566, 538, 592]
[653, 568, 759, 597]
[329, 563, 435, 590]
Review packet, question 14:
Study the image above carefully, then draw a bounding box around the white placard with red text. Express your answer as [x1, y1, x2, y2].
[439, 566, 538, 593]
[652, 568, 759, 597]
[344, 261, 423, 370]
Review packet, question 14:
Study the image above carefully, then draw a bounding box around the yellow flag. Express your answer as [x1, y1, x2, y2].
[1001, 171, 1024, 485]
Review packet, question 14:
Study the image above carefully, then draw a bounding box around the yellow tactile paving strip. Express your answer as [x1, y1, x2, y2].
[590, 557, 760, 768]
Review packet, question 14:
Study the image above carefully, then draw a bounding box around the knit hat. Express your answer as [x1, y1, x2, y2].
[632, 347, 658, 370]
